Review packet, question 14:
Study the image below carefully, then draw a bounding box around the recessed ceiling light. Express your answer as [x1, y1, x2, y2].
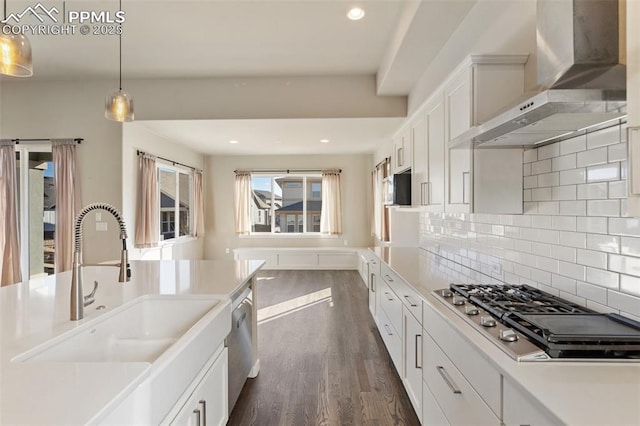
[320, 139, 330, 143]
[347, 7, 365, 21]
[229, 140, 239, 144]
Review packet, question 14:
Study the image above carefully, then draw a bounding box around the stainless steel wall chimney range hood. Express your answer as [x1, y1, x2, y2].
[451, 0, 627, 148]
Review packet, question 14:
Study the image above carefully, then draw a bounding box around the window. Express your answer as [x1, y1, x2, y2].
[158, 164, 192, 241]
[250, 174, 322, 234]
[15, 145, 55, 278]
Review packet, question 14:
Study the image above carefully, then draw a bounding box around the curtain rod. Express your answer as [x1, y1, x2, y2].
[137, 149, 199, 172]
[234, 168, 341, 174]
[13, 138, 83, 144]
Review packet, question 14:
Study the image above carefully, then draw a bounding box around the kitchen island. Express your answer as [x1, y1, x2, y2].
[368, 246, 640, 426]
[0, 259, 263, 425]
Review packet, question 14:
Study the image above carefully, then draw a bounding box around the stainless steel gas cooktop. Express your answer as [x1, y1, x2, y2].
[433, 284, 640, 362]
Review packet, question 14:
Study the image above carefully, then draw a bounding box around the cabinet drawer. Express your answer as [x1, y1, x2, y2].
[423, 332, 500, 426]
[423, 302, 501, 416]
[380, 263, 423, 322]
[377, 307, 402, 374]
[379, 278, 403, 337]
[363, 251, 381, 276]
[423, 379, 449, 426]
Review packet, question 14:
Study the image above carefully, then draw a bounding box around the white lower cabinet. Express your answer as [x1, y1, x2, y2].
[423, 332, 500, 426]
[368, 270, 379, 320]
[358, 254, 368, 287]
[377, 307, 403, 374]
[503, 378, 558, 426]
[165, 347, 229, 426]
[403, 307, 422, 422]
[422, 379, 449, 426]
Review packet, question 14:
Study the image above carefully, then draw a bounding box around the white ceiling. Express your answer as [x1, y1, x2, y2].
[2, 0, 477, 155]
[137, 117, 406, 155]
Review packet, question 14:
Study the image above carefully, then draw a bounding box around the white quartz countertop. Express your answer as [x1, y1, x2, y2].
[0, 259, 263, 425]
[370, 246, 640, 426]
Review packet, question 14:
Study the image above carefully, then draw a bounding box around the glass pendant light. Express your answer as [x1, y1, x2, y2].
[0, 0, 33, 77]
[105, 0, 133, 122]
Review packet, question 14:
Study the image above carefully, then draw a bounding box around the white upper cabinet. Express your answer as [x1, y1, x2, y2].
[444, 55, 528, 214]
[411, 112, 427, 207]
[393, 126, 412, 174]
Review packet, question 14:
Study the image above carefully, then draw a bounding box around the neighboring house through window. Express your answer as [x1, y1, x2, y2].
[250, 174, 321, 234]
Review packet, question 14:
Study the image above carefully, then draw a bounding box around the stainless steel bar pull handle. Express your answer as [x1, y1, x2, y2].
[385, 274, 394, 282]
[385, 292, 394, 301]
[404, 295, 418, 307]
[193, 408, 201, 426]
[462, 171, 470, 205]
[415, 334, 422, 369]
[384, 324, 393, 336]
[421, 182, 430, 206]
[436, 366, 461, 394]
[370, 273, 375, 292]
[199, 400, 207, 426]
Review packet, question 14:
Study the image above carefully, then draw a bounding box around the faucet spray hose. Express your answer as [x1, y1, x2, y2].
[74, 203, 128, 254]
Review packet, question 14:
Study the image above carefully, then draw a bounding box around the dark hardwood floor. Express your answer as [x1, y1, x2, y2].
[228, 270, 420, 426]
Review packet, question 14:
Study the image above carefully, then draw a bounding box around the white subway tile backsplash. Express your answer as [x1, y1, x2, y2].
[559, 168, 587, 185]
[586, 199, 620, 217]
[607, 290, 640, 314]
[587, 125, 619, 149]
[552, 154, 577, 172]
[576, 249, 607, 269]
[608, 142, 628, 162]
[558, 231, 587, 248]
[538, 143, 560, 160]
[577, 146, 608, 167]
[552, 216, 577, 232]
[586, 234, 620, 253]
[609, 218, 640, 237]
[609, 254, 640, 278]
[523, 148, 537, 163]
[577, 281, 608, 305]
[560, 134, 586, 155]
[608, 180, 628, 199]
[531, 216, 552, 229]
[577, 217, 608, 234]
[537, 202, 560, 215]
[552, 274, 576, 294]
[587, 300, 617, 313]
[586, 163, 620, 182]
[537, 172, 559, 187]
[620, 275, 640, 297]
[576, 183, 608, 200]
[621, 160, 628, 179]
[559, 200, 586, 216]
[552, 185, 577, 201]
[418, 123, 635, 315]
[524, 175, 537, 189]
[551, 245, 576, 263]
[531, 187, 552, 201]
[586, 267, 619, 289]
[621, 237, 640, 257]
[531, 159, 552, 175]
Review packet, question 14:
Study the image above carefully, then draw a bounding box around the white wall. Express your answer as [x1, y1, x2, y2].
[122, 123, 205, 260]
[408, 0, 537, 115]
[204, 154, 373, 259]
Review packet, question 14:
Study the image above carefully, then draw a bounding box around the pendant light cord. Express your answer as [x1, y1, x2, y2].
[119, 0, 122, 91]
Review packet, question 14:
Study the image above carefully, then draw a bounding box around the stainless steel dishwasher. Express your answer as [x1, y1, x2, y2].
[226, 284, 253, 411]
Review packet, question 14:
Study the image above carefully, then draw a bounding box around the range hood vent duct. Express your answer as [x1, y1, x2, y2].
[452, 0, 626, 148]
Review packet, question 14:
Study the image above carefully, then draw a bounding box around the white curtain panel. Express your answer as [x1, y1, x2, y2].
[0, 140, 22, 285]
[52, 139, 81, 273]
[234, 171, 251, 235]
[320, 170, 342, 235]
[192, 169, 205, 238]
[135, 153, 159, 248]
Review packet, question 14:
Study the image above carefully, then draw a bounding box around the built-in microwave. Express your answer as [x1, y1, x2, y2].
[383, 171, 411, 206]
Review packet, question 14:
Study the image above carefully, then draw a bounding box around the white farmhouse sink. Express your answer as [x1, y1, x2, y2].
[14, 295, 229, 363]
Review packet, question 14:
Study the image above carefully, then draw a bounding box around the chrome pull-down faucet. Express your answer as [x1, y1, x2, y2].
[70, 203, 131, 321]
